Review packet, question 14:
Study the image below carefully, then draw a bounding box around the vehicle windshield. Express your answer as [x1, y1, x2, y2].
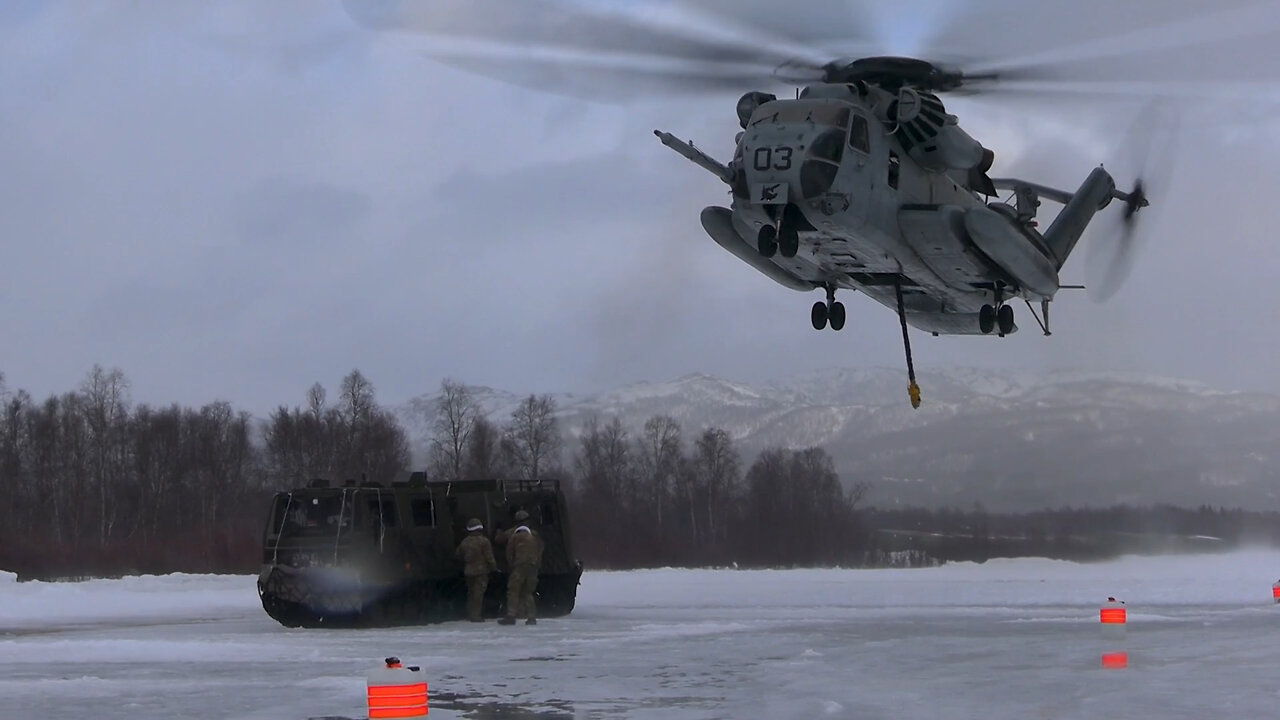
[271, 492, 354, 540]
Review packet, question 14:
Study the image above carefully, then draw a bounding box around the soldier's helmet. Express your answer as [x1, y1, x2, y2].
[466, 518, 484, 532]
[513, 509, 529, 522]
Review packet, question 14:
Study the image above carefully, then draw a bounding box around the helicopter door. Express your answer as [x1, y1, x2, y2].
[840, 111, 873, 228]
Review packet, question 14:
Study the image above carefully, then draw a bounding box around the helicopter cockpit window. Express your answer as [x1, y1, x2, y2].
[809, 128, 845, 165]
[848, 114, 870, 154]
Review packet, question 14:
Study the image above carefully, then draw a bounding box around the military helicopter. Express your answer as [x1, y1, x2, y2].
[343, 0, 1273, 408]
[654, 60, 1150, 410]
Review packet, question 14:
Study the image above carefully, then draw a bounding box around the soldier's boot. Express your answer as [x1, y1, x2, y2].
[525, 618, 537, 626]
[497, 616, 516, 625]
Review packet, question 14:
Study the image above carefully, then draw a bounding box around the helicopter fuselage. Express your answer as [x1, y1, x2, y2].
[674, 82, 1118, 337]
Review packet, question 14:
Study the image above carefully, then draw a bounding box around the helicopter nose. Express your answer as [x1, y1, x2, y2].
[743, 126, 844, 201]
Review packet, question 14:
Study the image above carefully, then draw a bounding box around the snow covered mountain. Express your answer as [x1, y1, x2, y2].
[394, 368, 1280, 512]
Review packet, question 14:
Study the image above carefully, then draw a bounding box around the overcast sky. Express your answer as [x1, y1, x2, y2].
[3, 0, 1280, 415]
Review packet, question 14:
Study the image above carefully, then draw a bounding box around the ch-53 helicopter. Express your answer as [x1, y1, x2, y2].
[652, 58, 1150, 411]
[343, 0, 1271, 407]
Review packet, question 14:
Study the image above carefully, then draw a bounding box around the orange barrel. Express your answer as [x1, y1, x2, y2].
[1099, 600, 1126, 626]
[367, 657, 428, 719]
[1100, 651, 1128, 669]
[1272, 582, 1279, 604]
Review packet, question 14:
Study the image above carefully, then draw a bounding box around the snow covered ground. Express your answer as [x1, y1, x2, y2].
[3, 551, 1280, 719]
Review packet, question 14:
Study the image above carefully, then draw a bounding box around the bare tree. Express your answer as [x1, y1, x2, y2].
[0, 383, 26, 548]
[81, 365, 131, 546]
[505, 394, 561, 482]
[464, 416, 505, 478]
[847, 480, 871, 509]
[360, 409, 412, 484]
[339, 370, 374, 427]
[336, 370, 376, 479]
[743, 447, 790, 561]
[636, 415, 681, 531]
[428, 379, 480, 482]
[672, 454, 699, 545]
[576, 416, 632, 509]
[693, 427, 740, 546]
[265, 403, 334, 485]
[306, 382, 326, 419]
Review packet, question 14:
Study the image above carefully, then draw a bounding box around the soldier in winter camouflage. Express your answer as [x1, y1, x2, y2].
[454, 518, 497, 622]
[498, 509, 543, 626]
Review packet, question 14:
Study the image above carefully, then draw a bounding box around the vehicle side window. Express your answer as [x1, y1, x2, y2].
[367, 496, 398, 527]
[268, 496, 289, 537]
[888, 151, 900, 190]
[410, 498, 436, 527]
[848, 114, 870, 154]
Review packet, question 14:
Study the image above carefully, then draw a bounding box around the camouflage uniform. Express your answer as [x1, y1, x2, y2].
[454, 519, 497, 622]
[500, 522, 543, 625]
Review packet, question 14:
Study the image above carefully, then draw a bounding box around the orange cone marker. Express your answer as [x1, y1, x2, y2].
[1101, 651, 1128, 669]
[367, 657, 428, 719]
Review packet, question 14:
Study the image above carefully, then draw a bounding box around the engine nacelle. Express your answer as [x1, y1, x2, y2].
[888, 89, 994, 174]
[909, 124, 990, 172]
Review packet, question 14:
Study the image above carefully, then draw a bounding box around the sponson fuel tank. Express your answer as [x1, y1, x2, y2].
[962, 206, 1060, 298]
[701, 206, 817, 292]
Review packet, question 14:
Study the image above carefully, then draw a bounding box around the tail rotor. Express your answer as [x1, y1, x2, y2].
[1085, 105, 1178, 301]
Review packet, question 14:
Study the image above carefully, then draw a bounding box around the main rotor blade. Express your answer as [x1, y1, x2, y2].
[950, 0, 1280, 100]
[678, 0, 890, 57]
[346, 0, 1280, 103]
[421, 44, 791, 99]
[343, 0, 829, 97]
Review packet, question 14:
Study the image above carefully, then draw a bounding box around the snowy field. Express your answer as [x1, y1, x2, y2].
[3, 551, 1280, 720]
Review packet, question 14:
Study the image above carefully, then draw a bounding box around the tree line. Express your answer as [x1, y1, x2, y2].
[2, 369, 1277, 579]
[423, 380, 871, 568]
[0, 367, 410, 578]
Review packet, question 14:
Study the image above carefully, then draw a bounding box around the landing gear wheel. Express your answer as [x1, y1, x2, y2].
[828, 301, 846, 331]
[978, 304, 996, 335]
[757, 225, 777, 258]
[811, 301, 828, 330]
[997, 304, 1015, 335]
[777, 224, 799, 258]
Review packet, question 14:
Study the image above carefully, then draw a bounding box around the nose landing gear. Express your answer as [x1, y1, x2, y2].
[757, 205, 802, 259]
[757, 225, 778, 258]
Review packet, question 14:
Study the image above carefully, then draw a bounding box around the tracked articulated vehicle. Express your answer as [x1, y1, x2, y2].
[257, 474, 583, 628]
